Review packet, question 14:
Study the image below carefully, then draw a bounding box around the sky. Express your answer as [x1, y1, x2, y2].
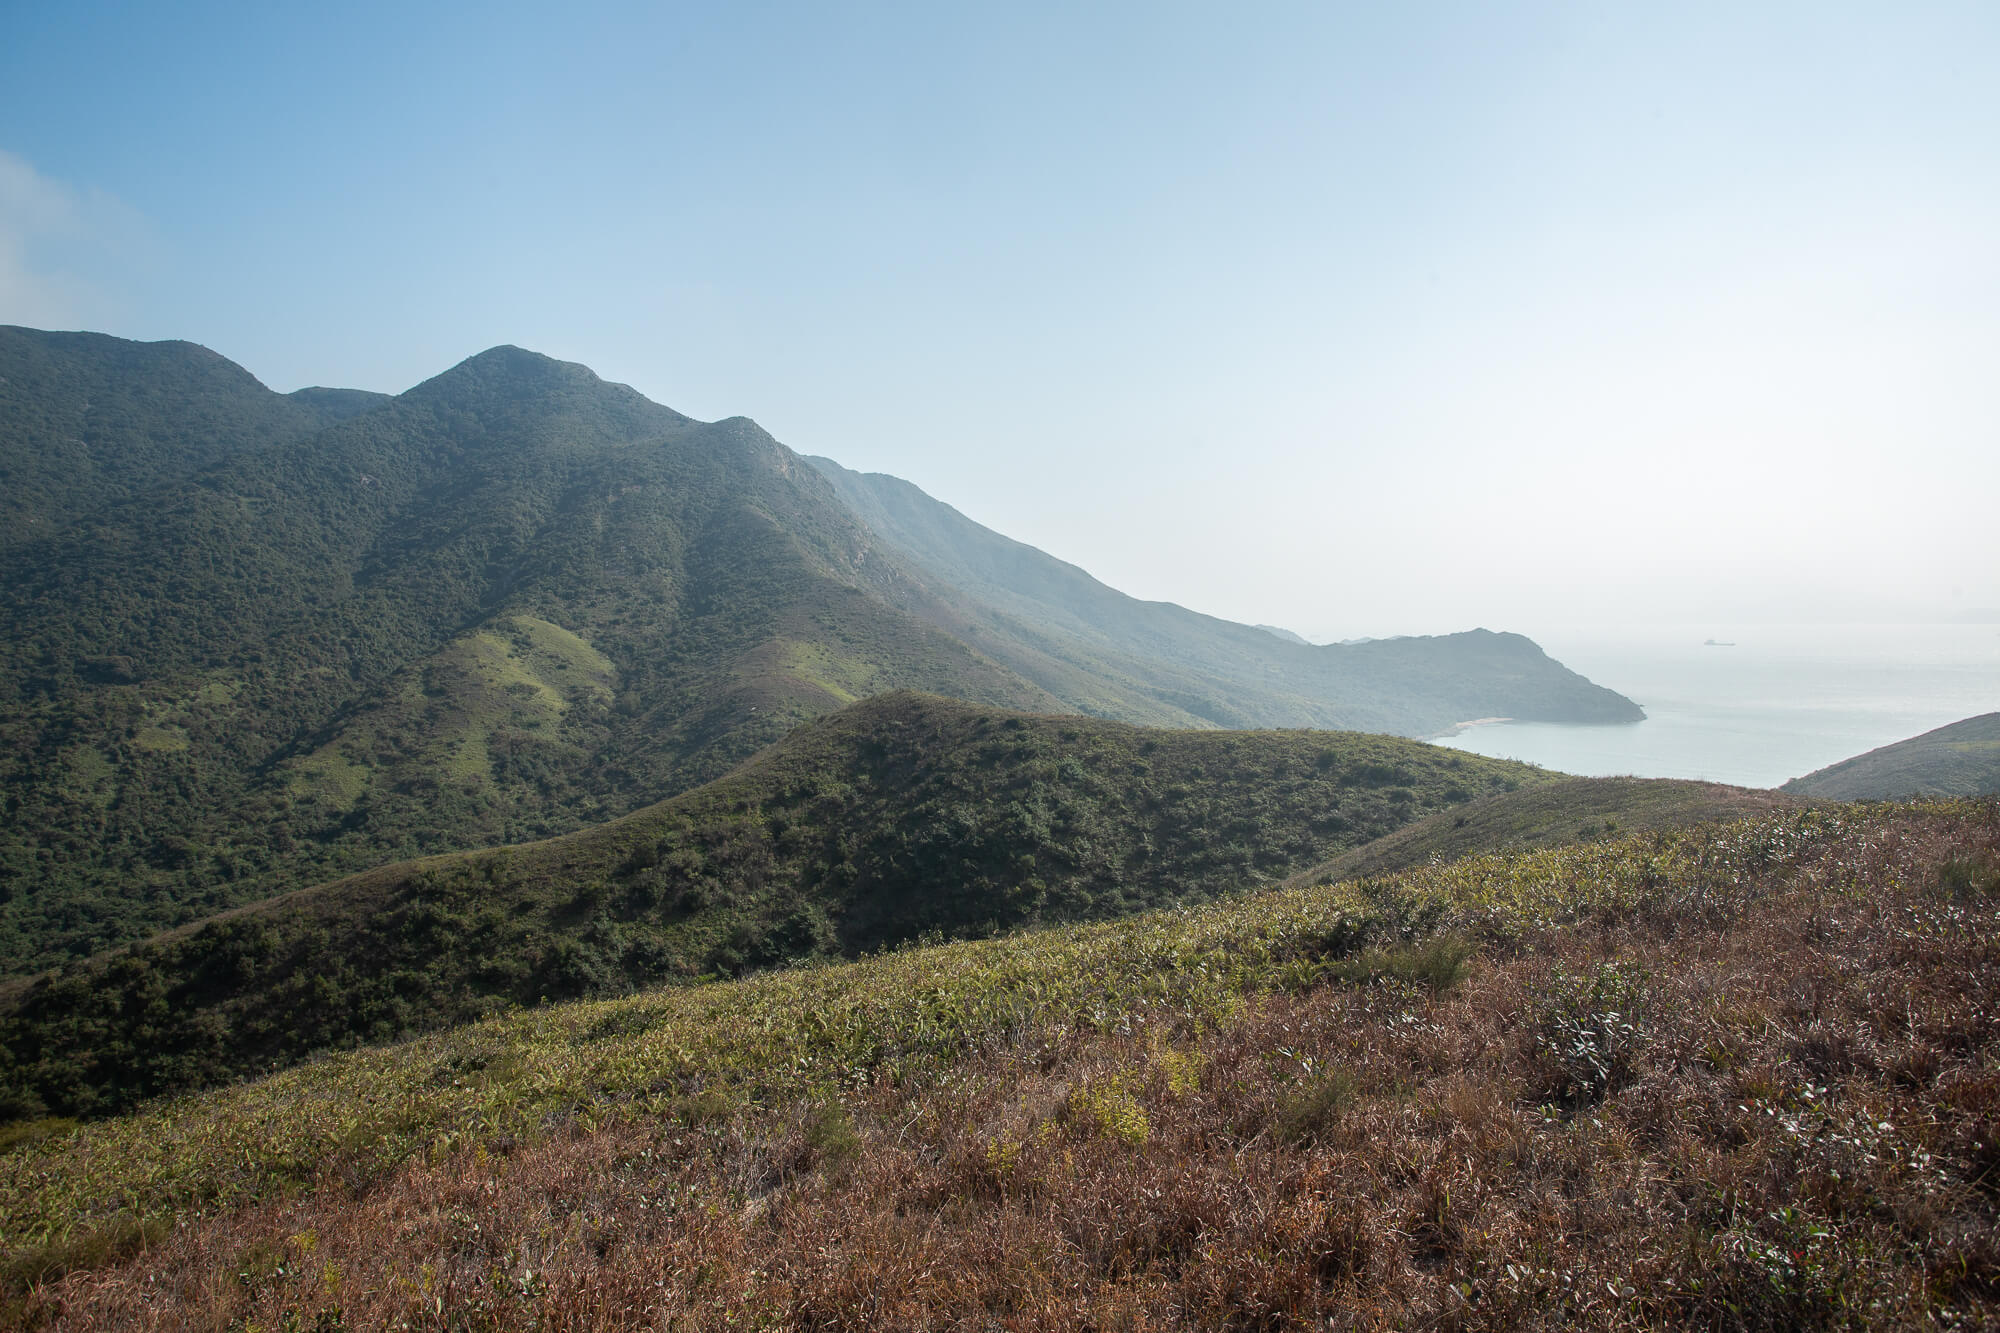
[4, 1, 1997, 640]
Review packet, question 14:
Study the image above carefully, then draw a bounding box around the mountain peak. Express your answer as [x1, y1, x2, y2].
[412, 344, 596, 393]
[394, 344, 693, 427]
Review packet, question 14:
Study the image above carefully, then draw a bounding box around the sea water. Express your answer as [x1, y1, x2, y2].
[1434, 622, 2000, 789]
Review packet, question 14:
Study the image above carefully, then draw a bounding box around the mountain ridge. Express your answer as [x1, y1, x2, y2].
[806, 455, 1644, 736]
[0, 334, 1055, 975]
[1, 327, 1638, 982]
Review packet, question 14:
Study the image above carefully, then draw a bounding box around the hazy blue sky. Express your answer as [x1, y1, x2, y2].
[4, 1, 1996, 639]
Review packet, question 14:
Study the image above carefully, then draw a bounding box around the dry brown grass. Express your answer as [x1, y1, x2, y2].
[10, 805, 2000, 1330]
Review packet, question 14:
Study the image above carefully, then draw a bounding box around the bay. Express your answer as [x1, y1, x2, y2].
[1434, 622, 2000, 789]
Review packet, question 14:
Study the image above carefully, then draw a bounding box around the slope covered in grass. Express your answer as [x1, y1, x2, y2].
[1295, 775, 1806, 883]
[1784, 711, 2000, 799]
[0, 693, 1542, 1119]
[5, 801, 1995, 1329]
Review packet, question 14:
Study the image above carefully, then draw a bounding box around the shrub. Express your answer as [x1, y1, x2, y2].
[1334, 934, 1476, 995]
[1068, 1074, 1149, 1147]
[1936, 855, 2000, 900]
[1273, 1068, 1360, 1144]
[801, 1101, 860, 1173]
[1525, 960, 1650, 1105]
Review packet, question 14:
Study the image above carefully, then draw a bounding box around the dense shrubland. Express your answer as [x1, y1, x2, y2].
[0, 693, 1540, 1120]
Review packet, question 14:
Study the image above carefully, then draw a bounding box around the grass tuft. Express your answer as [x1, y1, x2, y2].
[1272, 1068, 1361, 1144]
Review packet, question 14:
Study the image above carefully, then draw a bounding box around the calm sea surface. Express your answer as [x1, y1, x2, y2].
[1434, 622, 2000, 789]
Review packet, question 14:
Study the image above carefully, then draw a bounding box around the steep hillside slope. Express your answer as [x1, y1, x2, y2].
[808, 455, 1645, 735]
[0, 336, 1053, 976]
[1782, 712, 2000, 798]
[0, 693, 1546, 1118]
[1294, 775, 1806, 883]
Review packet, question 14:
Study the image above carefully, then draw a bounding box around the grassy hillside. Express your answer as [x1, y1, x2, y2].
[808, 455, 1646, 736]
[0, 334, 1057, 978]
[1294, 775, 1806, 883]
[1783, 711, 2000, 799]
[4, 800, 1994, 1329]
[0, 694, 1544, 1119]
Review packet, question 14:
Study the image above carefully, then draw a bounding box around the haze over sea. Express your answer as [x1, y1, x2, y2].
[1433, 622, 2000, 789]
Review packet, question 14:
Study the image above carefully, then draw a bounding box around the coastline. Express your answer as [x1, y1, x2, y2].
[1434, 716, 1514, 738]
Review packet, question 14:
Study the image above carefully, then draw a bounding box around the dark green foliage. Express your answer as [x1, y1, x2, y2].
[1332, 934, 1477, 993]
[1272, 1068, 1361, 1145]
[0, 326, 353, 549]
[1935, 854, 2000, 901]
[0, 693, 1548, 1118]
[800, 1101, 861, 1173]
[0, 1118, 73, 1156]
[1526, 961, 1651, 1106]
[0, 333, 1053, 978]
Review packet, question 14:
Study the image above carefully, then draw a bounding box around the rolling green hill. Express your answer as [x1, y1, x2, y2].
[808, 455, 1645, 735]
[1291, 775, 1806, 883]
[0, 692, 1546, 1119]
[0, 337, 1058, 978]
[1782, 712, 2000, 799]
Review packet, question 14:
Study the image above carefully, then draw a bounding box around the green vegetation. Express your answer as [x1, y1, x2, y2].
[1783, 711, 2000, 798]
[1294, 774, 1805, 883]
[0, 330, 1642, 991]
[0, 335, 1056, 980]
[0, 326, 362, 549]
[3, 801, 1993, 1329]
[0, 692, 1542, 1119]
[808, 454, 1646, 735]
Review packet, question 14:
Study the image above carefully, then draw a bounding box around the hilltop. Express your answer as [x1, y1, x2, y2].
[0, 327, 372, 548]
[0, 693, 1546, 1119]
[1783, 712, 2000, 799]
[4, 799, 1994, 1329]
[1293, 775, 1806, 883]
